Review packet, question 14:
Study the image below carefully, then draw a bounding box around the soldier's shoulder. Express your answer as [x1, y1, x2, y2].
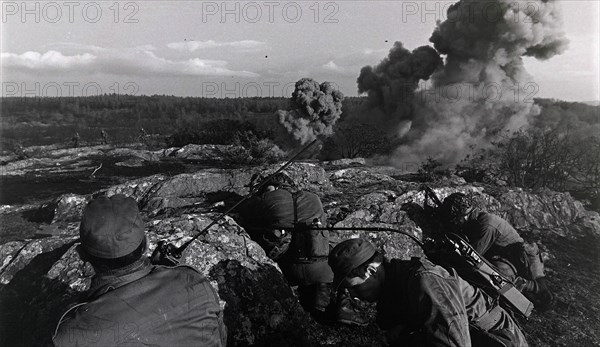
[154, 263, 202, 274]
[476, 211, 498, 223]
[53, 302, 89, 343]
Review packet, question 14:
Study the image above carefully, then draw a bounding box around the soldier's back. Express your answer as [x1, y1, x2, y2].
[53, 265, 226, 347]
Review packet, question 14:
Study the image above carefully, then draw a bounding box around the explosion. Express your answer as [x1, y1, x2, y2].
[277, 78, 344, 145]
[357, 43, 442, 120]
[356, 0, 568, 165]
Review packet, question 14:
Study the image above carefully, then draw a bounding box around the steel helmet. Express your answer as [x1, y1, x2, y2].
[441, 192, 475, 223]
[248, 171, 296, 192]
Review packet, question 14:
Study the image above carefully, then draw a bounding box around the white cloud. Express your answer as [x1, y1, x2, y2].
[2, 48, 259, 78]
[363, 48, 388, 56]
[167, 40, 267, 52]
[1, 51, 96, 70]
[322, 61, 345, 73]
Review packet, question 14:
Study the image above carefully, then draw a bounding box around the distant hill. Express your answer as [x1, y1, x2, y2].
[582, 100, 600, 107]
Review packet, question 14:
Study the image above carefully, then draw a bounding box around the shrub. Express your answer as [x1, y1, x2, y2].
[219, 130, 285, 166]
[417, 157, 453, 182]
[320, 121, 399, 160]
[461, 127, 600, 207]
[167, 119, 273, 147]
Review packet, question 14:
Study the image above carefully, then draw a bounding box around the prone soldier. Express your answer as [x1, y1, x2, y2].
[238, 172, 366, 326]
[439, 193, 553, 310]
[329, 238, 529, 346]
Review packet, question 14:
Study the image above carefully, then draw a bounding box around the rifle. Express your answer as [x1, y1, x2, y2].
[319, 225, 533, 318]
[421, 184, 443, 208]
[150, 139, 318, 266]
[417, 186, 533, 318]
[426, 233, 534, 318]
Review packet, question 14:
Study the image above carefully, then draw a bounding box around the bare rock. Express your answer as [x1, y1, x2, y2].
[326, 157, 367, 166]
[330, 167, 397, 186]
[105, 148, 161, 162]
[31, 194, 88, 224]
[330, 189, 424, 259]
[166, 144, 237, 161]
[103, 174, 168, 202]
[140, 162, 334, 213]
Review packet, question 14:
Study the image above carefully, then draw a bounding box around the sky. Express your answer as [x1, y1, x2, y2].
[1, 0, 598, 101]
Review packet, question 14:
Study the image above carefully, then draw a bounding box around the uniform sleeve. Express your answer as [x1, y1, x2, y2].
[465, 213, 501, 254]
[189, 272, 228, 347]
[412, 271, 471, 347]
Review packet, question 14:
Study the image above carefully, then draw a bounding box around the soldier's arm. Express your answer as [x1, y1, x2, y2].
[414, 271, 472, 347]
[465, 214, 500, 254]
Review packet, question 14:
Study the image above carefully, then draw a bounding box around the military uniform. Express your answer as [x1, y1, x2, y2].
[461, 212, 545, 283]
[241, 188, 334, 311]
[377, 257, 528, 347]
[53, 258, 226, 347]
[54, 194, 227, 346]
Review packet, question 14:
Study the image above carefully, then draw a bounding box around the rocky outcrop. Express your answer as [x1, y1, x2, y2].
[139, 162, 334, 213]
[1, 161, 600, 346]
[30, 194, 88, 224]
[164, 144, 238, 161]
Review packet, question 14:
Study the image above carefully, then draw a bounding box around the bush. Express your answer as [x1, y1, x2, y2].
[417, 157, 453, 182]
[320, 121, 399, 160]
[219, 131, 285, 166]
[461, 127, 600, 206]
[167, 119, 273, 147]
[0, 139, 28, 160]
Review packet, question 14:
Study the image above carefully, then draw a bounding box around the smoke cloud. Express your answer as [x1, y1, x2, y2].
[277, 78, 344, 144]
[356, 0, 568, 166]
[357, 43, 442, 120]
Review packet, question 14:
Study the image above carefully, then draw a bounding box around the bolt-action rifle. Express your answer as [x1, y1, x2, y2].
[150, 139, 318, 266]
[417, 186, 533, 318]
[311, 222, 532, 318]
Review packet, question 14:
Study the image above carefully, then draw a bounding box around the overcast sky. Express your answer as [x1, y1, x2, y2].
[1, 0, 598, 101]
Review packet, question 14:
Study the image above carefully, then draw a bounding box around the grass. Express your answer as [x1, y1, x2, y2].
[518, 233, 600, 346]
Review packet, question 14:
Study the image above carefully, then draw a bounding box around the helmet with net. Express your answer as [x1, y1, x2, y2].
[248, 171, 296, 193]
[440, 192, 475, 225]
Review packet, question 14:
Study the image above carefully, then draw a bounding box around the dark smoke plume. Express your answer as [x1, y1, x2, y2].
[277, 78, 344, 144]
[356, 0, 568, 165]
[357, 43, 442, 119]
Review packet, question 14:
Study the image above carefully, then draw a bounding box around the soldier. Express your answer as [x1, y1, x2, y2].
[71, 132, 80, 148]
[329, 238, 529, 347]
[100, 129, 108, 145]
[239, 172, 365, 326]
[139, 127, 148, 144]
[440, 193, 552, 310]
[53, 195, 227, 347]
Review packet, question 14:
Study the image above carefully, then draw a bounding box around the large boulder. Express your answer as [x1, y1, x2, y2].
[328, 190, 424, 259]
[30, 194, 88, 224]
[103, 174, 168, 201]
[139, 162, 334, 213]
[165, 144, 237, 161]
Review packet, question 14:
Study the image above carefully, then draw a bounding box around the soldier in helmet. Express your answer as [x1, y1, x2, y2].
[439, 192, 552, 310]
[53, 195, 227, 346]
[329, 238, 529, 346]
[239, 172, 366, 326]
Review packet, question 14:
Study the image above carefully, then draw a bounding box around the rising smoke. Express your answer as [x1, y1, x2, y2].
[357, 43, 442, 120]
[277, 78, 344, 144]
[356, 0, 568, 165]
